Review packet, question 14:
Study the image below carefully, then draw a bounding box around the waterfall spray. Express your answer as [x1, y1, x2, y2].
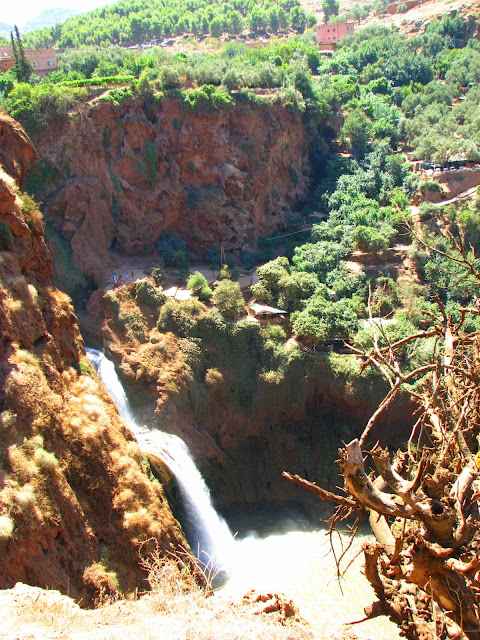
[86, 348, 233, 577]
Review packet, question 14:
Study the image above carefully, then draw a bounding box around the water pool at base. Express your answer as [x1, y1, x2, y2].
[219, 508, 401, 640]
[87, 348, 400, 639]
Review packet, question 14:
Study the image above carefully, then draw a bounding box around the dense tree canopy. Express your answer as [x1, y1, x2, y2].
[22, 0, 308, 49]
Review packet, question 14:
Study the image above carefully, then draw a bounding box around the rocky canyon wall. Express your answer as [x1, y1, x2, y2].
[28, 96, 311, 288]
[0, 113, 189, 603]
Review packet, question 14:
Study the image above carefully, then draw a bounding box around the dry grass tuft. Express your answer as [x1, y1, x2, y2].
[0, 514, 14, 540]
[0, 409, 17, 430]
[205, 367, 223, 388]
[34, 448, 59, 472]
[8, 275, 30, 300]
[8, 445, 34, 483]
[0, 556, 314, 640]
[46, 287, 74, 311]
[9, 347, 41, 369]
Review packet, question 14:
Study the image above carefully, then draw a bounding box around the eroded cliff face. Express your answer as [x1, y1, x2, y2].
[0, 113, 188, 603]
[29, 96, 311, 287]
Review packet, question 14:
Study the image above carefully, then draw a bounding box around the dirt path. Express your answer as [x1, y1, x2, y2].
[429, 185, 479, 207]
[99, 254, 257, 294]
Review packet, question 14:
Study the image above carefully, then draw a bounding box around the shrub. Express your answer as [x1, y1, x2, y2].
[98, 86, 134, 104]
[117, 310, 148, 342]
[351, 224, 397, 257]
[0, 221, 14, 250]
[205, 367, 224, 387]
[45, 224, 88, 304]
[145, 142, 157, 187]
[156, 233, 188, 267]
[151, 266, 167, 287]
[34, 448, 59, 472]
[420, 180, 443, 194]
[173, 249, 188, 270]
[183, 84, 233, 111]
[157, 299, 203, 337]
[212, 279, 245, 319]
[104, 290, 120, 317]
[187, 272, 213, 301]
[0, 515, 14, 541]
[186, 186, 200, 208]
[136, 279, 166, 309]
[79, 360, 92, 376]
[287, 164, 299, 186]
[20, 194, 44, 232]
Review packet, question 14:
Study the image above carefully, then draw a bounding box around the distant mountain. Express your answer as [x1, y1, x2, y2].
[0, 21, 13, 38]
[21, 8, 83, 33]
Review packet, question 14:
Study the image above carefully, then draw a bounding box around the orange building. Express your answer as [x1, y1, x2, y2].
[316, 22, 354, 47]
[0, 46, 57, 77]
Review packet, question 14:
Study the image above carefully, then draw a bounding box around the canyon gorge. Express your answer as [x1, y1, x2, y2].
[0, 97, 410, 611]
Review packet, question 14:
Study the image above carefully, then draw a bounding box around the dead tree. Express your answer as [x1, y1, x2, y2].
[284, 300, 480, 639]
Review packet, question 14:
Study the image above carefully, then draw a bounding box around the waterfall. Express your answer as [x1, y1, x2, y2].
[86, 348, 233, 578]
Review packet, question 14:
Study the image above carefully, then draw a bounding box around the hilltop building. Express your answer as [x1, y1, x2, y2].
[316, 22, 354, 51]
[0, 47, 57, 77]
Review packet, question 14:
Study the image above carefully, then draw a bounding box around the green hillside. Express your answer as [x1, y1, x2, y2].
[23, 0, 315, 49]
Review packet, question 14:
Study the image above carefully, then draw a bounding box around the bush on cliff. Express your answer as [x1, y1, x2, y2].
[187, 272, 213, 302]
[117, 310, 149, 342]
[0, 221, 14, 250]
[212, 280, 245, 320]
[157, 299, 204, 337]
[183, 85, 232, 111]
[4, 83, 88, 135]
[136, 279, 166, 311]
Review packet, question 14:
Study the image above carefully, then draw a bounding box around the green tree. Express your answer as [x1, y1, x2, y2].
[289, 6, 306, 32]
[251, 256, 290, 303]
[10, 26, 32, 83]
[278, 271, 321, 312]
[212, 279, 245, 319]
[209, 17, 224, 38]
[227, 11, 243, 34]
[292, 295, 358, 344]
[187, 271, 213, 301]
[340, 109, 374, 158]
[322, 0, 339, 22]
[248, 7, 268, 34]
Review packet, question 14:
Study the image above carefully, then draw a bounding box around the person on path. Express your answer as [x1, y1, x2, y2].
[112, 274, 117, 289]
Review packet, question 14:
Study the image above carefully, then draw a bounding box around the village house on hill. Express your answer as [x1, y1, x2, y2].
[317, 22, 354, 51]
[0, 46, 57, 76]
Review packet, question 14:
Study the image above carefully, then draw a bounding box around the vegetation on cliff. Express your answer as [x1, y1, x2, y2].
[2, 5, 480, 635]
[286, 246, 480, 638]
[2, 37, 328, 137]
[0, 113, 191, 603]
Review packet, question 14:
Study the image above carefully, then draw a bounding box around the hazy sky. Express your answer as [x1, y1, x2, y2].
[2, 0, 116, 27]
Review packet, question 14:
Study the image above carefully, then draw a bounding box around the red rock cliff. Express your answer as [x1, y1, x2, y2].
[29, 96, 310, 285]
[0, 112, 188, 603]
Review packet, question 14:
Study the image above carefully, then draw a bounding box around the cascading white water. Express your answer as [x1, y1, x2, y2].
[86, 348, 233, 576]
[86, 350, 401, 638]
